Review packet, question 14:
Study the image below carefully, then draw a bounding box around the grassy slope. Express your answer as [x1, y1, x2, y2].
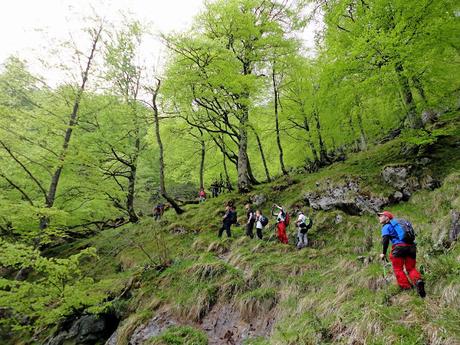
[53, 112, 460, 345]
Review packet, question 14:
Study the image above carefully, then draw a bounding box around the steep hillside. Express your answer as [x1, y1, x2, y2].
[12, 112, 460, 345]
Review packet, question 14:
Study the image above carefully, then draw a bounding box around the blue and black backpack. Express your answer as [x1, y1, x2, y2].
[390, 218, 416, 244]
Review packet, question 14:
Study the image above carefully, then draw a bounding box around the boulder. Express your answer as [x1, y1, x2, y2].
[250, 194, 266, 206]
[382, 165, 412, 190]
[432, 210, 460, 249]
[74, 315, 107, 343]
[390, 191, 404, 203]
[127, 314, 177, 345]
[381, 164, 440, 198]
[421, 109, 440, 125]
[420, 175, 441, 190]
[46, 314, 118, 345]
[304, 180, 388, 216]
[416, 157, 431, 166]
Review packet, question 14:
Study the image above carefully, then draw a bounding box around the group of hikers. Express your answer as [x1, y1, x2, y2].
[218, 203, 426, 298]
[218, 202, 313, 250]
[153, 194, 426, 298]
[198, 180, 234, 201]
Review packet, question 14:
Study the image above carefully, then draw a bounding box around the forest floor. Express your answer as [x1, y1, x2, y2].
[45, 111, 460, 345]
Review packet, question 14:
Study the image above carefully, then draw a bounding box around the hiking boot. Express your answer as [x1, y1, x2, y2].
[415, 280, 426, 298]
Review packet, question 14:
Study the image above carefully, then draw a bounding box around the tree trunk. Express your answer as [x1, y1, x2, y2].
[395, 62, 423, 129]
[347, 110, 360, 151]
[218, 135, 232, 190]
[151, 80, 184, 214]
[222, 149, 232, 191]
[272, 65, 287, 175]
[237, 100, 250, 193]
[357, 112, 367, 151]
[46, 25, 103, 212]
[250, 126, 271, 182]
[246, 158, 259, 186]
[355, 98, 367, 151]
[313, 108, 328, 163]
[301, 110, 319, 162]
[412, 76, 428, 106]
[126, 138, 139, 223]
[199, 130, 205, 190]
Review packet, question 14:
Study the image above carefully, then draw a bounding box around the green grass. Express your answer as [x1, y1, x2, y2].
[147, 325, 208, 345]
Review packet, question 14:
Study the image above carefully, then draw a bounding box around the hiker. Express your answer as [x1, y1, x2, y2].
[255, 209, 268, 240]
[378, 211, 426, 297]
[226, 180, 234, 192]
[198, 187, 206, 203]
[245, 203, 255, 239]
[217, 179, 224, 195]
[153, 203, 164, 221]
[211, 182, 219, 198]
[218, 204, 235, 238]
[230, 204, 238, 226]
[272, 204, 289, 244]
[295, 209, 312, 249]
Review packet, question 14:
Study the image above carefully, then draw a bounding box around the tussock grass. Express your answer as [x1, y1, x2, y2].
[238, 288, 279, 322]
[179, 285, 218, 322]
[440, 283, 460, 308]
[114, 313, 149, 345]
[206, 239, 231, 255]
[186, 259, 229, 282]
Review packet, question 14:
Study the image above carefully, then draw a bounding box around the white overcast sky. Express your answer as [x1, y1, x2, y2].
[0, 0, 318, 84]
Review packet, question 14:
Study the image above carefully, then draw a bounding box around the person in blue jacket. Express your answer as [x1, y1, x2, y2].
[378, 211, 425, 297]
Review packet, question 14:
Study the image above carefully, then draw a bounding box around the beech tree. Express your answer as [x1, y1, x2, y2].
[97, 21, 147, 223]
[163, 0, 303, 192]
[147, 79, 184, 214]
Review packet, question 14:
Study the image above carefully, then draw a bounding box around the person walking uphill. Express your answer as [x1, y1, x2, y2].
[255, 210, 268, 240]
[378, 211, 426, 297]
[272, 204, 289, 244]
[153, 203, 164, 221]
[219, 204, 235, 238]
[245, 203, 255, 239]
[295, 209, 312, 249]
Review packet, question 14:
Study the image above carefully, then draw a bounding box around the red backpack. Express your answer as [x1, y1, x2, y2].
[284, 211, 290, 226]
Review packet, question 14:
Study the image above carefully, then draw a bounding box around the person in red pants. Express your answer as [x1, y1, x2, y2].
[378, 211, 426, 297]
[272, 204, 289, 244]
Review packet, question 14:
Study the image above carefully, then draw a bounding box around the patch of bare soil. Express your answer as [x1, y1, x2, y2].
[199, 302, 275, 345]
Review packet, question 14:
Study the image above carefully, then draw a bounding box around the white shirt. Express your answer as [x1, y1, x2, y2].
[297, 213, 306, 224]
[276, 211, 285, 223]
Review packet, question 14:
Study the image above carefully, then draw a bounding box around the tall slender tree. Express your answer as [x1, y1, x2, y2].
[148, 79, 184, 214]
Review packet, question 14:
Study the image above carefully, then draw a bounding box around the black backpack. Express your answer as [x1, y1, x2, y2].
[230, 210, 238, 225]
[299, 217, 313, 234]
[259, 215, 269, 227]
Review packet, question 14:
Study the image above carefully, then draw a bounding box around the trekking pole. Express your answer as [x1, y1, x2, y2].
[267, 223, 276, 242]
[381, 256, 391, 280]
